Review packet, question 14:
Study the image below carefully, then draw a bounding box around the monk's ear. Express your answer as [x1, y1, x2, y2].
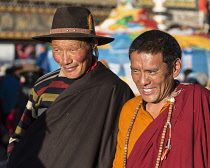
[173, 58, 181, 78]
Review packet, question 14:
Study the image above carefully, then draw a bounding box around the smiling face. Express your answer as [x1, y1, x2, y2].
[130, 51, 181, 104]
[52, 39, 94, 79]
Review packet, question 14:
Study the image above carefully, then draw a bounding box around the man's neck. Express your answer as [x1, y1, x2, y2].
[145, 100, 167, 119]
[144, 81, 179, 119]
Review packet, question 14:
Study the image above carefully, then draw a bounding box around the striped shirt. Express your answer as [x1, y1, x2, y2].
[7, 69, 75, 155]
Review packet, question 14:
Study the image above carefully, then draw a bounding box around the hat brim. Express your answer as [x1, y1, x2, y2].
[32, 33, 114, 46]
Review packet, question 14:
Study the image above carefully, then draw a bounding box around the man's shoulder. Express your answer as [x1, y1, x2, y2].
[180, 83, 209, 93]
[123, 96, 142, 108]
[33, 69, 60, 88]
[179, 83, 210, 102]
[93, 63, 129, 85]
[119, 96, 141, 120]
[193, 84, 210, 97]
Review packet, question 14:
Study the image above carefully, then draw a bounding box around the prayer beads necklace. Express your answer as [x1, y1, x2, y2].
[123, 87, 178, 168]
[155, 87, 177, 168]
[123, 99, 142, 168]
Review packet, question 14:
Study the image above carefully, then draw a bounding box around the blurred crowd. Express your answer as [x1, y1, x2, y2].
[0, 63, 43, 163]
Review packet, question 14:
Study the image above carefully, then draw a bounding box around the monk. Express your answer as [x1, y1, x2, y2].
[113, 29, 210, 168]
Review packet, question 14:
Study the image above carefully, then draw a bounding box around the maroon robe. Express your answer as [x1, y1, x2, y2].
[127, 83, 210, 168]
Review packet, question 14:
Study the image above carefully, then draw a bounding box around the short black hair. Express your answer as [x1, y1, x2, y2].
[129, 30, 182, 72]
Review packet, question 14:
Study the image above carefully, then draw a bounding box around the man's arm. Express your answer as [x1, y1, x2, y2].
[7, 91, 36, 158]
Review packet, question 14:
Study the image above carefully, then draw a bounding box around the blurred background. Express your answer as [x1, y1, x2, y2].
[0, 0, 210, 167]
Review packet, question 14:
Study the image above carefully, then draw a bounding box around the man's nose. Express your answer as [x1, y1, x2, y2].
[139, 73, 150, 86]
[62, 51, 73, 64]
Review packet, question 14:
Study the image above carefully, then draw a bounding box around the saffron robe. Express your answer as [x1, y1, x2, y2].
[7, 62, 134, 168]
[127, 83, 210, 168]
[112, 97, 169, 168]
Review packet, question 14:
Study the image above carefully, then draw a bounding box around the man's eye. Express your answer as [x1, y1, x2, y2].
[132, 69, 139, 73]
[70, 48, 79, 52]
[53, 48, 60, 52]
[70, 49, 76, 52]
[147, 70, 155, 74]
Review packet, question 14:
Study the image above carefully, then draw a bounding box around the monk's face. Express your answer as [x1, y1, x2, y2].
[52, 39, 93, 79]
[130, 51, 181, 104]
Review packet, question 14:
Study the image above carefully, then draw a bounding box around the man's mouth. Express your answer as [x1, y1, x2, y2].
[63, 65, 77, 72]
[142, 88, 154, 95]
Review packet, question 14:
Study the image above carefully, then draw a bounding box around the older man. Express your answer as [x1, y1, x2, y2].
[8, 6, 134, 168]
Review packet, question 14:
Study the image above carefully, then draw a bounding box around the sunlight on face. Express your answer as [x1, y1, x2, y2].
[130, 51, 176, 104]
[52, 39, 93, 79]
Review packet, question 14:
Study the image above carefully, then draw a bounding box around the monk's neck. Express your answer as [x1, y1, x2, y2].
[145, 100, 167, 119]
[145, 80, 179, 119]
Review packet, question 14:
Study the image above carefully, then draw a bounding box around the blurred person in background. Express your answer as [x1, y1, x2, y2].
[36, 44, 50, 74]
[183, 68, 193, 83]
[0, 66, 21, 163]
[5, 63, 44, 136]
[0, 66, 21, 125]
[7, 6, 134, 168]
[188, 71, 209, 88]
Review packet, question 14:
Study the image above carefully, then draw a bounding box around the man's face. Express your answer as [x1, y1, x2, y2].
[130, 51, 180, 104]
[52, 39, 93, 79]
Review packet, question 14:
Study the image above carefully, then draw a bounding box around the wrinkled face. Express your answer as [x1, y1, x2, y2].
[130, 51, 181, 104]
[52, 39, 93, 79]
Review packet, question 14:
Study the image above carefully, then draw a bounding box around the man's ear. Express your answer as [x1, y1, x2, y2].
[173, 58, 182, 78]
[91, 38, 98, 51]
